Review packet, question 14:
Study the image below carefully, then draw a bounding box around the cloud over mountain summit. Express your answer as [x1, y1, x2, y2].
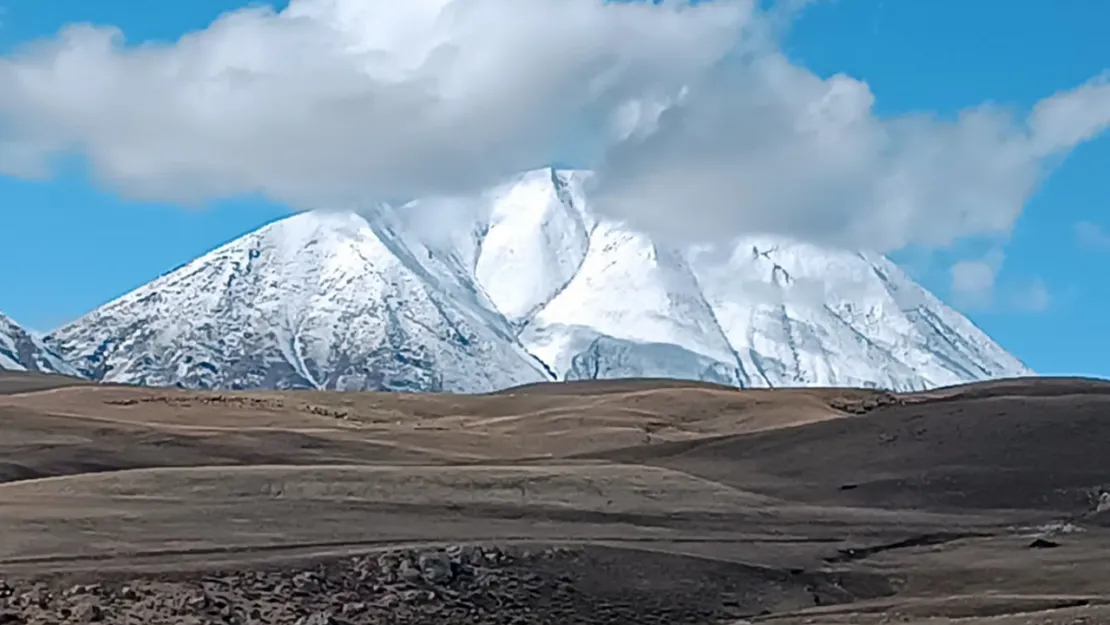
[1, 0, 1108, 252]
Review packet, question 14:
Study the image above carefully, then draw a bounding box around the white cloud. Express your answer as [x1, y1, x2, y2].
[0, 0, 748, 207]
[951, 260, 996, 296]
[948, 247, 1051, 313]
[1028, 73, 1110, 154]
[593, 65, 1110, 252]
[1076, 220, 1110, 250]
[949, 247, 1004, 309]
[0, 0, 1107, 254]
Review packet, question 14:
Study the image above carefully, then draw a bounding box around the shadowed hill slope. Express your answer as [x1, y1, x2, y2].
[0, 370, 94, 395]
[594, 377, 1110, 514]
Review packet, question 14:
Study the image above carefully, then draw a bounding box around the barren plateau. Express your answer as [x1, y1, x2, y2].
[2, 371, 1109, 624]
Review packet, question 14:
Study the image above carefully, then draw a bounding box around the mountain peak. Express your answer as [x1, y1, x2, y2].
[46, 207, 550, 392]
[0, 312, 76, 375]
[44, 168, 1032, 392]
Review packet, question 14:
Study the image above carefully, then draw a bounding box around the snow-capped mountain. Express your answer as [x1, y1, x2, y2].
[0, 312, 77, 375]
[45, 168, 1032, 392]
[44, 211, 549, 392]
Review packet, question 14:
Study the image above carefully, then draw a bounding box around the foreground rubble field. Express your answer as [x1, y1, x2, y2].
[1, 544, 899, 625]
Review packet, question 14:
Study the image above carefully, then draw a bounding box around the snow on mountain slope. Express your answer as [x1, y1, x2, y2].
[44, 167, 1032, 392]
[45, 211, 550, 392]
[446, 170, 1031, 391]
[474, 169, 593, 325]
[685, 241, 1032, 390]
[519, 220, 745, 385]
[472, 172, 1030, 391]
[0, 312, 77, 375]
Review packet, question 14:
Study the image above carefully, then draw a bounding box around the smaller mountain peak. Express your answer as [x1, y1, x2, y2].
[0, 311, 76, 375]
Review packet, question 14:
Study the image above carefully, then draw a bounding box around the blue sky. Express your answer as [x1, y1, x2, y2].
[0, 0, 1108, 377]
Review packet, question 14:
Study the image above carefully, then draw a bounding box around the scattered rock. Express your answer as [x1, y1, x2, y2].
[418, 550, 455, 584]
[293, 571, 318, 586]
[483, 546, 507, 564]
[446, 544, 483, 567]
[295, 611, 335, 625]
[1033, 521, 1084, 537]
[376, 553, 398, 571]
[340, 601, 366, 616]
[1028, 538, 1060, 549]
[376, 592, 401, 608]
[64, 584, 99, 597]
[71, 602, 103, 622]
[397, 557, 422, 582]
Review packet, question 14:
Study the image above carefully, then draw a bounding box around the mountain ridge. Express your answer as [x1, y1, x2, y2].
[36, 167, 1031, 392]
[0, 312, 78, 375]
